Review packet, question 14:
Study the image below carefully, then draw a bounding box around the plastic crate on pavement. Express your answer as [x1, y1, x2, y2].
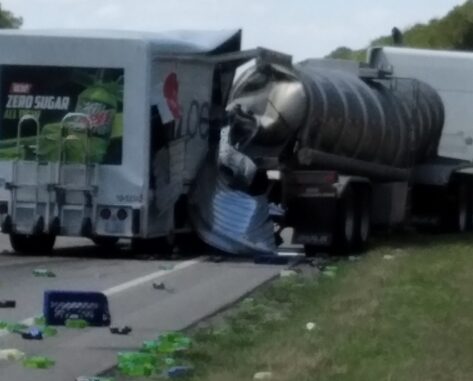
[43, 290, 111, 327]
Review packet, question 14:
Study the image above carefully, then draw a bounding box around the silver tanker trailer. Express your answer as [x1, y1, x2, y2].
[190, 50, 473, 256]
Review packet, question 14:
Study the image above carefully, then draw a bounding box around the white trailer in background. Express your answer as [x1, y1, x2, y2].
[369, 47, 473, 231]
[369, 46, 473, 163]
[0, 29, 267, 253]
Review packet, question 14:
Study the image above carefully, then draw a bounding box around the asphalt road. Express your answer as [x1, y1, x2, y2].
[0, 235, 299, 381]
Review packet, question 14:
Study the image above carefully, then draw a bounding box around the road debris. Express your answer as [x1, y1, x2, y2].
[118, 332, 192, 377]
[44, 290, 111, 326]
[254, 371, 273, 380]
[384, 254, 395, 261]
[76, 377, 115, 381]
[167, 365, 194, 378]
[110, 326, 132, 335]
[6, 323, 28, 333]
[65, 318, 90, 329]
[322, 265, 338, 278]
[117, 352, 156, 377]
[306, 322, 317, 331]
[22, 356, 55, 369]
[0, 349, 25, 361]
[21, 328, 43, 340]
[32, 268, 56, 278]
[34, 316, 46, 325]
[158, 264, 175, 271]
[280, 270, 298, 278]
[41, 326, 58, 337]
[153, 282, 166, 290]
[0, 300, 16, 308]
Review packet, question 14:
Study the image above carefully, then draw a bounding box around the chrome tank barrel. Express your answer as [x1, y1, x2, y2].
[228, 60, 445, 178]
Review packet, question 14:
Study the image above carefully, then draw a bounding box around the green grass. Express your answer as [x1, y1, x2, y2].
[185, 233, 473, 381]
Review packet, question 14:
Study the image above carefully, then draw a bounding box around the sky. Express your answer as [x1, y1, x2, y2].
[1, 0, 467, 61]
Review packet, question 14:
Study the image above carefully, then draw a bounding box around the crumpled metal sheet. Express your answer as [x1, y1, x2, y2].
[189, 159, 277, 256]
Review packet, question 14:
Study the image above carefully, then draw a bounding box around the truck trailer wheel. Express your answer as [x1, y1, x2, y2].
[334, 187, 356, 254]
[10, 233, 56, 254]
[445, 183, 468, 233]
[354, 190, 371, 252]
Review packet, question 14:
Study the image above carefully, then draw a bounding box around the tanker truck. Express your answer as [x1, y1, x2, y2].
[189, 48, 473, 256]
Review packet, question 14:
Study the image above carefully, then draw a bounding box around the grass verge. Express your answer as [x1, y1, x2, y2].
[184, 233, 473, 381]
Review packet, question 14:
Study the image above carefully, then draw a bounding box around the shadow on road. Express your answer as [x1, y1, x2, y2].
[0, 243, 204, 261]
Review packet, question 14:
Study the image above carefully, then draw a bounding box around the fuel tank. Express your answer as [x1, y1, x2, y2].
[227, 59, 444, 180]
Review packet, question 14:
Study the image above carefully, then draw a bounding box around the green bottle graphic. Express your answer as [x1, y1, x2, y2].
[64, 79, 118, 164]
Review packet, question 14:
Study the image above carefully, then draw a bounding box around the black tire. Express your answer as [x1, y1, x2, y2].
[456, 184, 469, 233]
[333, 186, 356, 255]
[91, 236, 119, 248]
[445, 183, 468, 233]
[354, 189, 371, 252]
[10, 233, 56, 254]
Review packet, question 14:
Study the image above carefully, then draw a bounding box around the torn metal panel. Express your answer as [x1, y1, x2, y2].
[189, 158, 276, 256]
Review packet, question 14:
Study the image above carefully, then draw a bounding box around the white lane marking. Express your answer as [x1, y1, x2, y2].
[278, 251, 303, 257]
[103, 259, 201, 296]
[0, 258, 202, 338]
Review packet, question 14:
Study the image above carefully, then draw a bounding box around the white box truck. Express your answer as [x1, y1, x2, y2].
[0, 29, 288, 254]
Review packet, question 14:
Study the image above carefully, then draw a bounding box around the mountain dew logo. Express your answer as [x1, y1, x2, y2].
[76, 85, 117, 137]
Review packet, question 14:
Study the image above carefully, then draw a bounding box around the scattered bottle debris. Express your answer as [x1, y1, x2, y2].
[118, 332, 193, 377]
[167, 365, 194, 378]
[280, 270, 297, 278]
[41, 326, 58, 337]
[0, 349, 25, 361]
[153, 282, 166, 290]
[323, 270, 337, 278]
[143, 332, 192, 354]
[21, 328, 43, 340]
[117, 352, 157, 377]
[306, 322, 317, 331]
[158, 264, 175, 271]
[65, 318, 89, 329]
[254, 371, 273, 380]
[34, 316, 46, 326]
[322, 265, 338, 278]
[0, 300, 15, 308]
[6, 323, 28, 333]
[32, 269, 56, 278]
[22, 356, 55, 369]
[110, 326, 132, 335]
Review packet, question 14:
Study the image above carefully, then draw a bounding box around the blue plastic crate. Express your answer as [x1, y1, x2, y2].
[43, 290, 111, 327]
